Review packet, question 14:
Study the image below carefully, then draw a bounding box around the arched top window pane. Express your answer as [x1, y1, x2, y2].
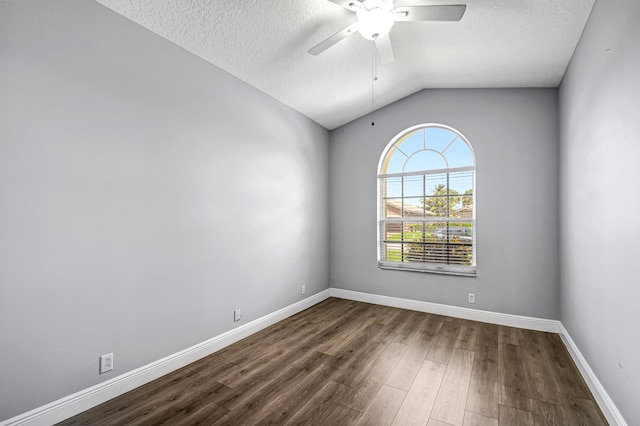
[380, 124, 475, 175]
[404, 150, 447, 173]
[444, 138, 475, 169]
[397, 132, 424, 156]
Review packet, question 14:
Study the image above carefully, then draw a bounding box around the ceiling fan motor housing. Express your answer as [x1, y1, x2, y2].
[356, 1, 395, 40]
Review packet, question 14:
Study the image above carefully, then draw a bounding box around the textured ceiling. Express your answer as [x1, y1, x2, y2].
[94, 0, 595, 130]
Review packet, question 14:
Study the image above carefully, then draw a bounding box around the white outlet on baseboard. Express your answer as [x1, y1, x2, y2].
[468, 293, 476, 304]
[301, 285, 306, 295]
[100, 353, 113, 374]
[234, 308, 241, 322]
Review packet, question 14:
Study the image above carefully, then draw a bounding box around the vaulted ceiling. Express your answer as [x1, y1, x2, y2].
[95, 0, 595, 130]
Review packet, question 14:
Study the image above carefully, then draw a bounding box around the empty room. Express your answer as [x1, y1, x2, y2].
[1, 0, 638, 425]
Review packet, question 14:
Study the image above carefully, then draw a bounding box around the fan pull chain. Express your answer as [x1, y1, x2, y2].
[371, 43, 377, 126]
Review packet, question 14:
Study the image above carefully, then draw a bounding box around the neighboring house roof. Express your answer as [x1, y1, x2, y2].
[385, 200, 435, 217]
[454, 205, 473, 213]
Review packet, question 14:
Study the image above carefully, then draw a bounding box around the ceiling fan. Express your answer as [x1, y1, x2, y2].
[308, 0, 466, 64]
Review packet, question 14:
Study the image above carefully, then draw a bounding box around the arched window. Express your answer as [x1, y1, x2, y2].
[377, 124, 476, 276]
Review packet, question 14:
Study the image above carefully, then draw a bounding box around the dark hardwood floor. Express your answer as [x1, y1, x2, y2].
[60, 298, 607, 425]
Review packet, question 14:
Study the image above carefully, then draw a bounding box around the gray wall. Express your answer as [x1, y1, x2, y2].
[559, 0, 640, 423]
[329, 89, 560, 319]
[0, 0, 329, 420]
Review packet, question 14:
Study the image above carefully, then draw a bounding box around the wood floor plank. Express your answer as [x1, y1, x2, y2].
[185, 354, 236, 377]
[357, 384, 406, 425]
[558, 394, 609, 426]
[328, 314, 405, 375]
[384, 308, 419, 336]
[498, 325, 520, 346]
[427, 318, 462, 364]
[341, 341, 408, 412]
[59, 299, 607, 426]
[543, 334, 592, 399]
[321, 404, 363, 425]
[366, 304, 402, 325]
[476, 322, 499, 349]
[330, 323, 389, 373]
[431, 348, 475, 426]
[385, 332, 434, 390]
[454, 322, 479, 351]
[518, 328, 547, 344]
[318, 317, 377, 356]
[216, 329, 318, 388]
[213, 359, 331, 425]
[284, 380, 351, 425]
[392, 360, 446, 426]
[215, 349, 328, 411]
[427, 418, 456, 426]
[423, 314, 447, 336]
[302, 299, 363, 332]
[292, 297, 349, 323]
[240, 363, 337, 425]
[462, 411, 498, 426]
[499, 404, 535, 426]
[174, 401, 229, 425]
[466, 344, 499, 419]
[127, 380, 228, 426]
[520, 339, 560, 404]
[393, 310, 432, 344]
[217, 322, 315, 370]
[498, 342, 533, 411]
[313, 305, 367, 343]
[529, 398, 570, 426]
[315, 305, 376, 355]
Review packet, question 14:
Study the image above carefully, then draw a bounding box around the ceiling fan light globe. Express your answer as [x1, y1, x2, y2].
[356, 8, 395, 40]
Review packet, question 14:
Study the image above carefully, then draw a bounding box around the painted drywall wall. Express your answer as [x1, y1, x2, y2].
[559, 0, 640, 423]
[0, 0, 329, 420]
[329, 89, 559, 319]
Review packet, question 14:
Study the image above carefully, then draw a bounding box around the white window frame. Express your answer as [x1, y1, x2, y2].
[377, 123, 476, 276]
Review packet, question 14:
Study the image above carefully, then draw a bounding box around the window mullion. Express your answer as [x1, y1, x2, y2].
[422, 174, 426, 262]
[446, 173, 450, 265]
[401, 175, 405, 263]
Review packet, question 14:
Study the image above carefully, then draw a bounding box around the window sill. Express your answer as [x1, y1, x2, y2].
[378, 261, 476, 277]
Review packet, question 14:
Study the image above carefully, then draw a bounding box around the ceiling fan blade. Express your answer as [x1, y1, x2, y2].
[327, 0, 364, 11]
[375, 34, 395, 64]
[308, 23, 358, 55]
[394, 5, 466, 22]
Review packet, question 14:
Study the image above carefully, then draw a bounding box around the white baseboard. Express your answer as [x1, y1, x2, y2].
[559, 324, 627, 426]
[330, 288, 561, 333]
[0, 290, 331, 426]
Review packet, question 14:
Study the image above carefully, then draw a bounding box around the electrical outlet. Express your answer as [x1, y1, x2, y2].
[301, 285, 306, 295]
[100, 353, 113, 374]
[234, 308, 241, 322]
[468, 293, 476, 304]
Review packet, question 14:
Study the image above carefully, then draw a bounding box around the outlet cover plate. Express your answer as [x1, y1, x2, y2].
[100, 353, 113, 374]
